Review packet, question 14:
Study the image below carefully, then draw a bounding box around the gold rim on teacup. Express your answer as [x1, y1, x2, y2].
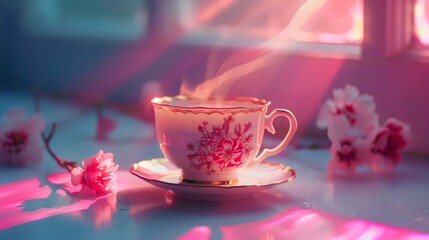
[180, 178, 238, 186]
[152, 95, 270, 108]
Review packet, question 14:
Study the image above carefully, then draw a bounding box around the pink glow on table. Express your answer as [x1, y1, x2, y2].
[0, 170, 145, 230]
[220, 209, 429, 240]
[177, 226, 212, 240]
[0, 177, 94, 230]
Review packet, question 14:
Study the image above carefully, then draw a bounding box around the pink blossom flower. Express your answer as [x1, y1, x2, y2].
[95, 115, 117, 141]
[369, 118, 412, 172]
[71, 150, 119, 195]
[327, 116, 372, 174]
[0, 108, 45, 166]
[317, 84, 379, 134]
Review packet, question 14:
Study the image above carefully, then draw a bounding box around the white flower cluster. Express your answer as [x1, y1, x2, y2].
[317, 84, 412, 174]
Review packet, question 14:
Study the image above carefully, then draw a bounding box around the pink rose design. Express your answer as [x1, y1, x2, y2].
[71, 150, 119, 195]
[317, 84, 378, 134]
[327, 116, 371, 174]
[0, 108, 45, 166]
[187, 116, 253, 174]
[369, 118, 412, 171]
[214, 137, 245, 167]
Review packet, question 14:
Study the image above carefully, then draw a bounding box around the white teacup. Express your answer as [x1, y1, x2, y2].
[151, 96, 297, 185]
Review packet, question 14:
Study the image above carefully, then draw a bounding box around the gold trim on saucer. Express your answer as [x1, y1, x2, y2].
[130, 158, 296, 191]
[181, 178, 238, 185]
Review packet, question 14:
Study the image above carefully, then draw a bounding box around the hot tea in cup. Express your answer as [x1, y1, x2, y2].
[151, 96, 297, 185]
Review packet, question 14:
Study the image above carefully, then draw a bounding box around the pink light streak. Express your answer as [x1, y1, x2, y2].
[0, 170, 144, 230]
[177, 226, 212, 240]
[0, 177, 94, 230]
[217, 208, 429, 240]
[70, 2, 236, 105]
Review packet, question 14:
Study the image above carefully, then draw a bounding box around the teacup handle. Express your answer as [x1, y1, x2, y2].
[250, 109, 298, 167]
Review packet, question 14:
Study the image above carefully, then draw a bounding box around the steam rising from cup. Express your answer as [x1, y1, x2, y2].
[180, 0, 327, 99]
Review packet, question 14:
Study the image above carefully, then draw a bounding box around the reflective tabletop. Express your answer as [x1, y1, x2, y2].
[1, 92, 428, 240]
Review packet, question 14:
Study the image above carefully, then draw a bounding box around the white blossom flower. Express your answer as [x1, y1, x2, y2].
[369, 118, 412, 172]
[0, 108, 44, 166]
[317, 84, 378, 135]
[327, 116, 372, 174]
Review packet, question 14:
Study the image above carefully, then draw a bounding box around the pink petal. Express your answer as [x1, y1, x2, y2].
[354, 138, 372, 163]
[343, 84, 360, 103]
[103, 181, 117, 193]
[327, 115, 351, 142]
[80, 184, 97, 196]
[110, 164, 119, 174]
[327, 154, 358, 175]
[316, 100, 335, 129]
[332, 89, 346, 108]
[18, 113, 45, 138]
[99, 152, 117, 170]
[3, 107, 26, 124]
[18, 140, 44, 166]
[354, 97, 379, 129]
[328, 140, 341, 155]
[71, 167, 84, 186]
[385, 118, 412, 148]
[0, 108, 45, 167]
[1, 108, 26, 132]
[355, 94, 376, 112]
[82, 150, 103, 168]
[101, 152, 113, 161]
[26, 113, 45, 134]
[96, 150, 104, 158]
[81, 155, 95, 169]
[333, 84, 359, 108]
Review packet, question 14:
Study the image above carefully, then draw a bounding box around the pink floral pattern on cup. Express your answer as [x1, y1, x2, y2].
[186, 115, 253, 175]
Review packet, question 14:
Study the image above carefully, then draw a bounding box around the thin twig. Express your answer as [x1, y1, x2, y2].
[44, 122, 56, 142]
[42, 123, 78, 172]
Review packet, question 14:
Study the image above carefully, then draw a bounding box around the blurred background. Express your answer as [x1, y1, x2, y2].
[1, 0, 428, 155]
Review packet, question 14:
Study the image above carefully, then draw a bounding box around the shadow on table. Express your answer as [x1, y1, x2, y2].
[117, 186, 295, 239]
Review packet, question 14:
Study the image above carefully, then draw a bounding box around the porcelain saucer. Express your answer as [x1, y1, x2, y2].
[130, 158, 296, 201]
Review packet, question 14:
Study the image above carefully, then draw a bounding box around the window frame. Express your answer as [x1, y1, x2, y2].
[371, 0, 429, 62]
[157, 0, 429, 62]
[158, 0, 364, 59]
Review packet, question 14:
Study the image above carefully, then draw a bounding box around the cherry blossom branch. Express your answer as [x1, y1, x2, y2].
[42, 123, 78, 172]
